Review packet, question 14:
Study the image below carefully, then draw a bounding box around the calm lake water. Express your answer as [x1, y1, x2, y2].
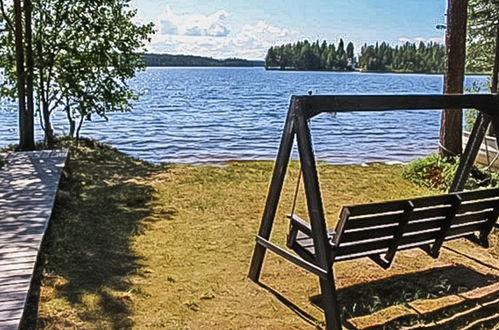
[0, 67, 488, 164]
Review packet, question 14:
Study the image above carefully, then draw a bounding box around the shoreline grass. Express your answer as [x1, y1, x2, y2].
[28, 140, 498, 329]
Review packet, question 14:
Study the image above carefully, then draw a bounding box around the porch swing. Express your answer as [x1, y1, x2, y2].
[248, 94, 499, 330]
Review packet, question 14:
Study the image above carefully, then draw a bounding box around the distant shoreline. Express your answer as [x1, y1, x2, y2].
[143, 53, 264, 68]
[142, 65, 488, 76]
[266, 68, 488, 76]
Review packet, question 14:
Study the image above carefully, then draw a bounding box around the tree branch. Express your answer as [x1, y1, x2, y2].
[0, 0, 14, 32]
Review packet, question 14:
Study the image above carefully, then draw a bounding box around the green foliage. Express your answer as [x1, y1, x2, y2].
[466, 0, 499, 73]
[143, 53, 263, 67]
[403, 153, 498, 191]
[0, 155, 4, 168]
[463, 81, 496, 138]
[265, 39, 355, 71]
[265, 39, 446, 73]
[403, 154, 461, 190]
[464, 80, 490, 131]
[359, 41, 445, 73]
[465, 108, 479, 132]
[0, 0, 155, 140]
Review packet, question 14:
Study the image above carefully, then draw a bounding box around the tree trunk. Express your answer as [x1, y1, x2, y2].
[492, 25, 499, 94]
[42, 100, 54, 145]
[23, 0, 35, 149]
[488, 25, 499, 137]
[13, 0, 28, 150]
[75, 116, 85, 146]
[65, 100, 76, 137]
[440, 0, 468, 157]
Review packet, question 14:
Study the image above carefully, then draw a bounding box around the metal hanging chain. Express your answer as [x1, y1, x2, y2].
[290, 117, 313, 216]
[290, 163, 301, 216]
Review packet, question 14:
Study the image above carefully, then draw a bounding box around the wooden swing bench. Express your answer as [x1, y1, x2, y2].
[248, 94, 499, 330]
[288, 188, 499, 269]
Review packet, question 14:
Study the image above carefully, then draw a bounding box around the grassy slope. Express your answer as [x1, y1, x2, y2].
[36, 139, 163, 328]
[36, 143, 498, 329]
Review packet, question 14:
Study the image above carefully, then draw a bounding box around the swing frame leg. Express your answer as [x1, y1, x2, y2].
[450, 113, 491, 192]
[248, 101, 297, 282]
[295, 103, 342, 330]
[319, 268, 342, 330]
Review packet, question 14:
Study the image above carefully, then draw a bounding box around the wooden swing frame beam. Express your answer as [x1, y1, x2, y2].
[248, 94, 499, 330]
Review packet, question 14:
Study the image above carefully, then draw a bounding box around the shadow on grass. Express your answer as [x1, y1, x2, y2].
[22, 138, 166, 329]
[258, 264, 497, 330]
[310, 265, 498, 329]
[257, 282, 324, 329]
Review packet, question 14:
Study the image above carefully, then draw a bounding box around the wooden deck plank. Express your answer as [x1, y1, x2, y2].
[0, 150, 68, 329]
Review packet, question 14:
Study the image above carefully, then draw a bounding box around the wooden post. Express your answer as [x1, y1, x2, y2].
[295, 102, 341, 330]
[440, 0, 468, 157]
[248, 99, 297, 281]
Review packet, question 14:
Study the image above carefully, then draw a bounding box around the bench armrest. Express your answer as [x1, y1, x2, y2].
[287, 214, 313, 237]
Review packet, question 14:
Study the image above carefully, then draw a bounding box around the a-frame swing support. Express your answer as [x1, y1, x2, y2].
[248, 94, 499, 330]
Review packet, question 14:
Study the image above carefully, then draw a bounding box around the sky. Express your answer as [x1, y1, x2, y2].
[130, 0, 447, 60]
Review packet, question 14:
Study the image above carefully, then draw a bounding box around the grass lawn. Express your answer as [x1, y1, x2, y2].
[34, 140, 499, 329]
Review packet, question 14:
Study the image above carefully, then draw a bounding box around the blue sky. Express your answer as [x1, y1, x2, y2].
[130, 0, 447, 60]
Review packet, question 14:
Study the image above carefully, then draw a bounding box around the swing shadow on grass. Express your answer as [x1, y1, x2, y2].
[315, 265, 497, 329]
[21, 138, 168, 329]
[258, 264, 498, 330]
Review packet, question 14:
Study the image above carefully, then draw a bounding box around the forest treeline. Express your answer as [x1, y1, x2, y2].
[144, 54, 264, 67]
[265, 39, 446, 73]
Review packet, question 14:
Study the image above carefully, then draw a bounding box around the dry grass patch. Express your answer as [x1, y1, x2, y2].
[130, 162, 499, 329]
[33, 139, 163, 329]
[32, 143, 498, 329]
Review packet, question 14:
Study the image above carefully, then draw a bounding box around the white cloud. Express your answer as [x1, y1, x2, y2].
[148, 7, 295, 59]
[158, 6, 230, 37]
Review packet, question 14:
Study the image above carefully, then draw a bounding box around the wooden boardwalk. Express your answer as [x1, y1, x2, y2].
[0, 150, 68, 330]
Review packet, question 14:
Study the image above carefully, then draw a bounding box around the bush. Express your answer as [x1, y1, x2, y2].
[464, 80, 495, 136]
[403, 153, 498, 191]
[0, 155, 4, 169]
[465, 109, 479, 132]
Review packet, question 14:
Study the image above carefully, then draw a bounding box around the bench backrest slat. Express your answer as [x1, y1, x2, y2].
[340, 208, 492, 244]
[332, 188, 498, 261]
[336, 218, 486, 259]
[458, 188, 499, 201]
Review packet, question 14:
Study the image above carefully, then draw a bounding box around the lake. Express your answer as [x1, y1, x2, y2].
[0, 67, 488, 164]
